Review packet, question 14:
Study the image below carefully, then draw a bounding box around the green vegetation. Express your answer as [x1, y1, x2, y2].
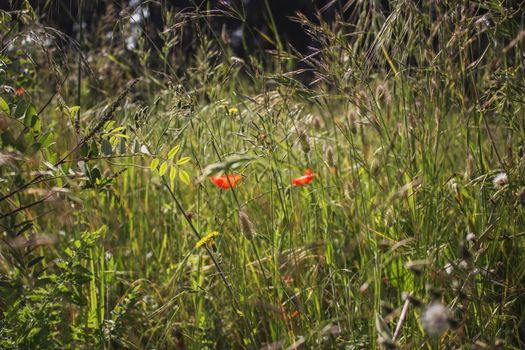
[1, 1, 525, 349]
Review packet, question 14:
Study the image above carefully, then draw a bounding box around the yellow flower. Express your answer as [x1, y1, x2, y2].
[195, 231, 219, 248]
[228, 107, 239, 116]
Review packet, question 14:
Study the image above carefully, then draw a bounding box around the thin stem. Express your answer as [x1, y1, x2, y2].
[393, 295, 411, 341]
[161, 176, 257, 347]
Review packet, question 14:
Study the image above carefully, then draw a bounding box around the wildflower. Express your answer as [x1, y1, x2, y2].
[209, 173, 242, 189]
[228, 107, 239, 115]
[292, 168, 315, 186]
[14, 86, 25, 97]
[195, 231, 219, 249]
[238, 209, 256, 240]
[420, 302, 451, 336]
[493, 172, 508, 189]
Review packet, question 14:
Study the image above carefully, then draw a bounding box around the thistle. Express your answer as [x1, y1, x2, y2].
[493, 172, 508, 190]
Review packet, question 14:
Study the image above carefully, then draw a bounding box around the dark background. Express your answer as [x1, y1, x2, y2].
[0, 0, 391, 56]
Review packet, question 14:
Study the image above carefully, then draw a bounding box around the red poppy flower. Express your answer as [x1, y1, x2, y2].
[210, 173, 242, 189]
[292, 168, 315, 186]
[14, 87, 25, 97]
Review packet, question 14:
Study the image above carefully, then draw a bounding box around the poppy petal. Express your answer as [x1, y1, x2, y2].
[292, 169, 315, 186]
[210, 174, 242, 189]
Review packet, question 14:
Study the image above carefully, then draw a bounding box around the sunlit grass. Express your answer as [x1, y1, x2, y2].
[1, 1, 524, 349]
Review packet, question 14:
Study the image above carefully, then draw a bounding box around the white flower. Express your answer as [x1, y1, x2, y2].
[420, 302, 451, 336]
[105, 251, 113, 261]
[493, 172, 508, 189]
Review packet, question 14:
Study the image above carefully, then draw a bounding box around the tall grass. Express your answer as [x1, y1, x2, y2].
[1, 1, 525, 349]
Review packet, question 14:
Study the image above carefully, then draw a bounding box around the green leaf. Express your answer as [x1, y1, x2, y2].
[104, 120, 116, 131]
[169, 166, 177, 186]
[28, 256, 44, 268]
[46, 148, 57, 163]
[32, 117, 41, 133]
[0, 96, 9, 115]
[28, 142, 41, 155]
[167, 144, 180, 160]
[176, 156, 191, 166]
[159, 161, 168, 176]
[179, 169, 190, 185]
[13, 100, 28, 119]
[69, 105, 80, 116]
[110, 126, 126, 134]
[119, 138, 126, 154]
[101, 139, 112, 155]
[90, 167, 102, 181]
[150, 158, 159, 171]
[24, 103, 37, 127]
[90, 141, 99, 157]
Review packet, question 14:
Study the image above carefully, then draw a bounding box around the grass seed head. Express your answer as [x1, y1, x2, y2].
[298, 128, 311, 154]
[375, 83, 391, 106]
[313, 115, 324, 131]
[516, 187, 525, 204]
[239, 209, 256, 241]
[325, 144, 335, 167]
